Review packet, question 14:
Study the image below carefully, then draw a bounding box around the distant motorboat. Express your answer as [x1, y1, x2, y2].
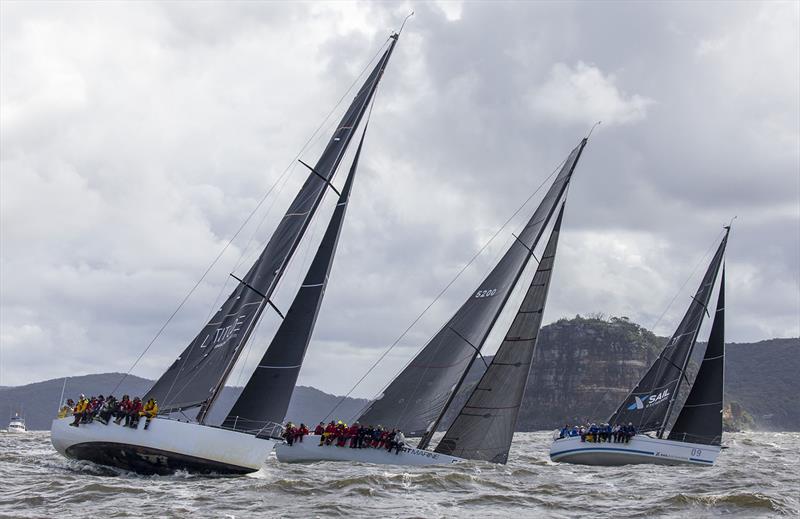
[7, 413, 27, 433]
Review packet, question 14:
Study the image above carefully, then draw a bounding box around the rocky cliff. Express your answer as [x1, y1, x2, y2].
[443, 316, 799, 432]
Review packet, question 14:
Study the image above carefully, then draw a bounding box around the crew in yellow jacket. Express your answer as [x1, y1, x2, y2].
[140, 399, 159, 430]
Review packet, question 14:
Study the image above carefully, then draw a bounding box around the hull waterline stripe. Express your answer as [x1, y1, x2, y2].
[551, 446, 655, 458]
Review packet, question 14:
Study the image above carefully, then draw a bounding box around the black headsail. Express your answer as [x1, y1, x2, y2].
[668, 265, 726, 445]
[435, 204, 566, 463]
[357, 139, 588, 439]
[609, 229, 729, 436]
[221, 126, 368, 431]
[145, 37, 398, 421]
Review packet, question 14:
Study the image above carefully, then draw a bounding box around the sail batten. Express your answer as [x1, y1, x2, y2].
[144, 38, 398, 419]
[434, 204, 566, 463]
[608, 231, 729, 435]
[356, 140, 587, 438]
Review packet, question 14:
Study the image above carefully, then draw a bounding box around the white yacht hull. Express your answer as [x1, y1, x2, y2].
[275, 435, 463, 466]
[51, 416, 275, 475]
[549, 434, 720, 466]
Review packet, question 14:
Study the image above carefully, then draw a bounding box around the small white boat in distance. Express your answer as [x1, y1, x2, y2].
[51, 416, 274, 474]
[275, 435, 462, 465]
[549, 434, 720, 466]
[7, 414, 27, 433]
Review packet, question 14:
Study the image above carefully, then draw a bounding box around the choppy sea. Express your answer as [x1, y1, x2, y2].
[1, 431, 797, 518]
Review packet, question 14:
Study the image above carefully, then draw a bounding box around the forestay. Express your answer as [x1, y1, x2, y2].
[222, 127, 367, 431]
[357, 139, 587, 437]
[668, 267, 725, 445]
[435, 204, 566, 463]
[145, 39, 398, 418]
[609, 230, 729, 435]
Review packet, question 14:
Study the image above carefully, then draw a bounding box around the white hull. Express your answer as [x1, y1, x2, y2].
[51, 416, 275, 474]
[6, 421, 26, 433]
[275, 435, 463, 466]
[549, 434, 720, 466]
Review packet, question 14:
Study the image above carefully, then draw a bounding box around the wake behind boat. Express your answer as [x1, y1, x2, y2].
[51, 30, 401, 475]
[550, 227, 730, 466]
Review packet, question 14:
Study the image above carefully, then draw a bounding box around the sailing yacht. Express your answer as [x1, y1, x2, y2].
[276, 136, 590, 465]
[50, 32, 401, 475]
[550, 228, 730, 466]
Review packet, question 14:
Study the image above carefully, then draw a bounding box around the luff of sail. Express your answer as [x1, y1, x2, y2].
[357, 138, 588, 437]
[145, 38, 398, 417]
[222, 125, 368, 432]
[668, 266, 725, 445]
[608, 229, 729, 435]
[435, 203, 566, 463]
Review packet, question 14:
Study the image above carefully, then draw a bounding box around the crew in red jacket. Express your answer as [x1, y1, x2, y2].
[314, 422, 325, 436]
[127, 397, 143, 428]
[295, 423, 309, 443]
[348, 423, 360, 448]
[323, 421, 337, 445]
[335, 422, 347, 447]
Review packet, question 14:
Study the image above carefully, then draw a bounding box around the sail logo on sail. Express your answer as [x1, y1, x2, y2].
[627, 388, 670, 410]
[200, 315, 247, 349]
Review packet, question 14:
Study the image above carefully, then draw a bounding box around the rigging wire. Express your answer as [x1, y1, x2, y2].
[110, 38, 392, 398]
[322, 155, 570, 422]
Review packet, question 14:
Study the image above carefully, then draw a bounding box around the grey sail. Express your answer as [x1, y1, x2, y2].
[357, 138, 588, 438]
[221, 126, 367, 431]
[145, 39, 398, 419]
[668, 266, 725, 445]
[609, 229, 729, 435]
[435, 204, 566, 463]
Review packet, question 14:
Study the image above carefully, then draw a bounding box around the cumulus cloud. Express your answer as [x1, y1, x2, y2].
[529, 61, 653, 126]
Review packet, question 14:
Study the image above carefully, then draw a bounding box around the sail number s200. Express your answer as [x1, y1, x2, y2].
[475, 288, 497, 298]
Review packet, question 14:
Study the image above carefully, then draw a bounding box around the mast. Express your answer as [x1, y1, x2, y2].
[222, 123, 368, 431]
[358, 138, 588, 440]
[435, 204, 566, 461]
[144, 36, 399, 422]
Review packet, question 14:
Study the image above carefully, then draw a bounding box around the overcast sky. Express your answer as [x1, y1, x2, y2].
[1, 1, 798, 398]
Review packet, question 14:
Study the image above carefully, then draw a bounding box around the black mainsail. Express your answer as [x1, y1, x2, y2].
[435, 204, 566, 463]
[357, 139, 587, 438]
[609, 229, 729, 435]
[667, 266, 725, 445]
[221, 127, 367, 431]
[145, 38, 398, 420]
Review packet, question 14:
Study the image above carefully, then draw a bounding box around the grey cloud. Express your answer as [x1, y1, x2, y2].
[1, 1, 797, 398]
